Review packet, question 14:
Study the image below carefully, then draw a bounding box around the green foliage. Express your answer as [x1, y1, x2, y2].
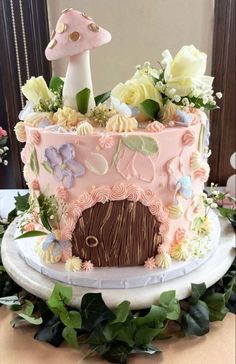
[122, 135, 159, 156]
[159, 290, 180, 320]
[181, 300, 209, 336]
[95, 91, 111, 105]
[204, 293, 229, 321]
[140, 99, 160, 119]
[47, 283, 72, 315]
[112, 301, 131, 324]
[62, 327, 80, 348]
[38, 194, 58, 231]
[60, 310, 81, 329]
[14, 193, 30, 212]
[15, 231, 48, 239]
[41, 161, 53, 174]
[76, 88, 91, 114]
[190, 282, 207, 304]
[49, 76, 64, 93]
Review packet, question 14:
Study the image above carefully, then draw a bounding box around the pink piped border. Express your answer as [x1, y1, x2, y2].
[61, 183, 170, 251]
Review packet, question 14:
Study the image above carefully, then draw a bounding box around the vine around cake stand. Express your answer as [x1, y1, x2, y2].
[1, 210, 235, 309]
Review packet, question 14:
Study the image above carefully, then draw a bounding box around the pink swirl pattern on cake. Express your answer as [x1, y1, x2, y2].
[126, 184, 142, 202]
[77, 192, 94, 210]
[56, 185, 69, 202]
[30, 179, 40, 190]
[67, 201, 82, 219]
[98, 135, 114, 149]
[31, 130, 41, 145]
[61, 218, 76, 240]
[175, 228, 186, 242]
[140, 189, 155, 206]
[148, 202, 162, 216]
[194, 165, 210, 182]
[145, 121, 165, 132]
[182, 130, 195, 146]
[91, 185, 111, 203]
[110, 183, 127, 200]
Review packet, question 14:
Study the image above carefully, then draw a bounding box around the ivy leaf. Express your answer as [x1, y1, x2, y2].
[140, 99, 160, 119]
[30, 146, 39, 176]
[81, 293, 116, 331]
[190, 283, 207, 304]
[18, 313, 43, 325]
[60, 310, 82, 329]
[0, 295, 21, 306]
[159, 290, 180, 320]
[87, 325, 107, 346]
[15, 231, 48, 239]
[35, 315, 64, 347]
[62, 327, 80, 349]
[181, 300, 209, 336]
[134, 327, 163, 346]
[204, 293, 229, 321]
[23, 299, 34, 316]
[49, 76, 64, 93]
[134, 305, 167, 328]
[14, 193, 30, 212]
[95, 91, 111, 105]
[122, 135, 159, 156]
[42, 161, 53, 174]
[47, 283, 72, 315]
[76, 88, 91, 114]
[102, 341, 132, 364]
[104, 321, 136, 346]
[112, 301, 131, 324]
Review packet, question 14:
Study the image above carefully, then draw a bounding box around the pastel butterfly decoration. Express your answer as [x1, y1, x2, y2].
[175, 175, 193, 200]
[175, 109, 192, 126]
[42, 232, 72, 257]
[111, 96, 139, 117]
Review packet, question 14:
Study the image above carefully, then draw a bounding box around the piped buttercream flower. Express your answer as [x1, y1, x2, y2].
[182, 130, 195, 146]
[44, 143, 85, 189]
[106, 114, 138, 132]
[56, 185, 69, 202]
[144, 256, 156, 269]
[170, 241, 189, 261]
[175, 228, 186, 243]
[14, 122, 26, 143]
[23, 223, 35, 232]
[30, 179, 40, 190]
[82, 260, 94, 271]
[145, 121, 165, 132]
[76, 121, 94, 135]
[155, 252, 171, 269]
[98, 135, 114, 149]
[65, 257, 82, 272]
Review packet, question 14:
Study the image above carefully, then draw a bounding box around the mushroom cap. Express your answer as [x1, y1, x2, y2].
[45, 9, 111, 60]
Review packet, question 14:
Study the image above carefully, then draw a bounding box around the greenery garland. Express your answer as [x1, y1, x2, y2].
[0, 194, 235, 364]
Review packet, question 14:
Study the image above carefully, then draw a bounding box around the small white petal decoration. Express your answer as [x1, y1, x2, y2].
[85, 153, 109, 175]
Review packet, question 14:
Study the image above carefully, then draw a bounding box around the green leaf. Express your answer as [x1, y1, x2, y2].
[103, 321, 136, 346]
[30, 146, 39, 176]
[60, 310, 81, 329]
[204, 293, 229, 321]
[218, 207, 235, 219]
[62, 327, 79, 349]
[131, 344, 161, 355]
[14, 193, 30, 212]
[159, 290, 180, 320]
[15, 231, 47, 240]
[112, 301, 131, 324]
[18, 313, 43, 325]
[181, 300, 209, 336]
[76, 88, 91, 114]
[0, 295, 21, 306]
[102, 341, 132, 364]
[95, 91, 111, 105]
[81, 293, 116, 331]
[23, 299, 34, 316]
[140, 99, 160, 119]
[47, 283, 72, 315]
[134, 326, 163, 346]
[40, 210, 52, 231]
[87, 325, 107, 346]
[122, 135, 159, 156]
[42, 161, 53, 174]
[190, 283, 207, 304]
[49, 76, 64, 93]
[134, 305, 167, 328]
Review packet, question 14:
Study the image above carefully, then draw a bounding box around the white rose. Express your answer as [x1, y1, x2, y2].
[162, 45, 214, 96]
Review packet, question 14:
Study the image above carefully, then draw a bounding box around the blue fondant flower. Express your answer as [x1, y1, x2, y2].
[176, 175, 193, 199]
[45, 143, 85, 188]
[42, 232, 71, 257]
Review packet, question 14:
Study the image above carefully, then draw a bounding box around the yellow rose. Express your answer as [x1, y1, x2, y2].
[22, 76, 54, 104]
[14, 121, 26, 142]
[53, 107, 83, 127]
[111, 74, 162, 108]
[163, 45, 213, 96]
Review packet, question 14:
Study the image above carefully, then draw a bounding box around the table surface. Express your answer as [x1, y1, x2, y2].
[0, 189, 235, 363]
[0, 307, 235, 364]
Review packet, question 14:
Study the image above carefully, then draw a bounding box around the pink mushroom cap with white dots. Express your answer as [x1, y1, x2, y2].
[45, 9, 111, 61]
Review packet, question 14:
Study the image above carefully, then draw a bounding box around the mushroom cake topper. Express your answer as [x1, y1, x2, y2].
[45, 8, 111, 111]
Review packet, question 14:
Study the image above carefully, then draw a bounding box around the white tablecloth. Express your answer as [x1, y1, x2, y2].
[0, 189, 29, 219]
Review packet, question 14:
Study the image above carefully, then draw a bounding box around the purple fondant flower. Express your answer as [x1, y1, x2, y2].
[45, 143, 85, 188]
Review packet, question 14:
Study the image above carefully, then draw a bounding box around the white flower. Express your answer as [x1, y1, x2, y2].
[202, 96, 208, 105]
[0, 149, 3, 155]
[162, 45, 214, 97]
[182, 97, 189, 106]
[210, 100, 216, 105]
[190, 102, 195, 107]
[3, 160, 8, 166]
[173, 95, 181, 102]
[210, 202, 218, 208]
[169, 88, 176, 96]
[3, 146, 9, 151]
[216, 92, 222, 99]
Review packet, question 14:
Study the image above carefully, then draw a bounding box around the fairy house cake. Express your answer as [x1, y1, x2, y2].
[15, 8, 221, 274]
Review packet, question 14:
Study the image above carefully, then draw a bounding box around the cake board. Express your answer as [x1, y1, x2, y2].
[1, 211, 235, 309]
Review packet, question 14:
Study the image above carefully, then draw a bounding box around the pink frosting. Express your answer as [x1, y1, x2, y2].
[194, 166, 209, 182]
[30, 179, 40, 190]
[77, 192, 94, 210]
[110, 183, 127, 200]
[126, 184, 142, 202]
[61, 218, 76, 240]
[67, 201, 82, 219]
[31, 130, 41, 145]
[144, 256, 156, 269]
[182, 130, 195, 146]
[56, 185, 69, 202]
[82, 260, 94, 271]
[98, 135, 114, 149]
[23, 223, 35, 232]
[140, 189, 155, 206]
[175, 228, 186, 242]
[145, 121, 165, 132]
[91, 185, 110, 203]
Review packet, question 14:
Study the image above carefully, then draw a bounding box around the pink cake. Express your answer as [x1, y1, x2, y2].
[15, 8, 221, 273]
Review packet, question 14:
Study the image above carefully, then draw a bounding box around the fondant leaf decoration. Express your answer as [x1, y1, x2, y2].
[30, 146, 39, 176]
[140, 99, 160, 120]
[95, 91, 111, 105]
[76, 88, 91, 114]
[62, 327, 80, 348]
[122, 135, 159, 155]
[198, 124, 206, 153]
[49, 76, 64, 93]
[85, 153, 109, 175]
[15, 231, 48, 239]
[42, 161, 53, 174]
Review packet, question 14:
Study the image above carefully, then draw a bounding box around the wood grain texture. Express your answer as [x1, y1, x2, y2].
[72, 200, 162, 267]
[209, 0, 236, 185]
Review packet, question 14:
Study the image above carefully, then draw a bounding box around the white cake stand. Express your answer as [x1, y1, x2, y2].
[1, 211, 235, 309]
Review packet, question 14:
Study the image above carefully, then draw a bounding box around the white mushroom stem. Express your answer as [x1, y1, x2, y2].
[63, 50, 95, 111]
